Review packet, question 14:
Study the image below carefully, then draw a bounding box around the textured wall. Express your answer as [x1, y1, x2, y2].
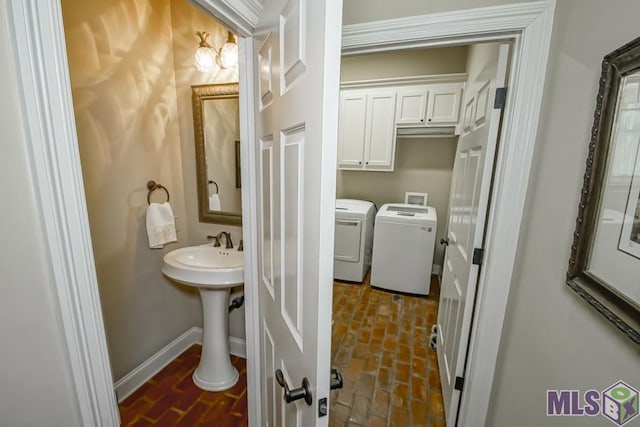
[62, 0, 211, 380]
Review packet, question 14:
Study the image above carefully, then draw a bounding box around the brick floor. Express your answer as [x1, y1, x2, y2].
[119, 345, 247, 426]
[120, 274, 443, 427]
[330, 274, 444, 427]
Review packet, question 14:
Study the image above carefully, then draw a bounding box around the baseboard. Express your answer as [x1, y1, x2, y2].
[113, 327, 247, 402]
[114, 327, 202, 402]
[432, 263, 442, 277]
[229, 336, 247, 358]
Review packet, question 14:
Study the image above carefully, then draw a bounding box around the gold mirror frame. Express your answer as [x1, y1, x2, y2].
[191, 83, 241, 225]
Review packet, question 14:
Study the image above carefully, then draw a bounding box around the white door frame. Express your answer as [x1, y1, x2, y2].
[7, 0, 554, 426]
[7, 0, 261, 425]
[342, 1, 555, 425]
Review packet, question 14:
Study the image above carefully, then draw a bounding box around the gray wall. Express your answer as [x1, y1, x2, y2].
[0, 1, 81, 424]
[337, 47, 467, 267]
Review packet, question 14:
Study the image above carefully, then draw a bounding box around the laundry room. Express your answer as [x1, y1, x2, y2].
[336, 46, 468, 275]
[330, 42, 507, 426]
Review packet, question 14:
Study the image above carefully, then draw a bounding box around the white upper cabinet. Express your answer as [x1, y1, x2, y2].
[337, 91, 368, 169]
[396, 83, 464, 127]
[396, 89, 429, 126]
[427, 83, 464, 125]
[337, 88, 397, 171]
[364, 90, 397, 170]
[338, 74, 466, 172]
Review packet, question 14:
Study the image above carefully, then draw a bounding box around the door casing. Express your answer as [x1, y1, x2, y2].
[7, 0, 555, 426]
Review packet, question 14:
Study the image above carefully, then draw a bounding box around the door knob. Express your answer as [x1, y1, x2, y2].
[330, 369, 343, 390]
[440, 238, 449, 246]
[275, 369, 313, 405]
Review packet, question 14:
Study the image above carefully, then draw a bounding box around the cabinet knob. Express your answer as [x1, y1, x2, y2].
[365, 162, 369, 165]
[358, 161, 362, 165]
[428, 118, 432, 122]
[420, 119, 424, 122]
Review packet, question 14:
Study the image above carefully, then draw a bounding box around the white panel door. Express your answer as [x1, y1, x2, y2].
[436, 44, 510, 426]
[254, 0, 341, 426]
[337, 91, 367, 169]
[364, 90, 397, 170]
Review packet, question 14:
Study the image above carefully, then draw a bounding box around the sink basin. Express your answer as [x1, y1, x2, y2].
[162, 244, 244, 391]
[162, 244, 243, 287]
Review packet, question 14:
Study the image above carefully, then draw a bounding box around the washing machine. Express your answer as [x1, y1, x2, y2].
[334, 199, 375, 282]
[371, 203, 437, 295]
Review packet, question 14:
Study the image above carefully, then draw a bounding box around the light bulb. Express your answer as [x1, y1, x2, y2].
[219, 41, 238, 69]
[195, 47, 216, 72]
[219, 31, 238, 69]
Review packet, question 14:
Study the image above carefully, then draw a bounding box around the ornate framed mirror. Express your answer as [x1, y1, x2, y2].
[191, 83, 241, 225]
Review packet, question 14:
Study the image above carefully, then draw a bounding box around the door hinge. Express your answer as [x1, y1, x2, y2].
[472, 248, 484, 266]
[455, 376, 465, 391]
[494, 87, 507, 109]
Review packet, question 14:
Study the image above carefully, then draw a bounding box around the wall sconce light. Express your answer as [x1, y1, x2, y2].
[194, 30, 238, 72]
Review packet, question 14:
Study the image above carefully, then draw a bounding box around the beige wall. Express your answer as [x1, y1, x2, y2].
[60, 0, 245, 381]
[341, 46, 468, 81]
[337, 47, 467, 266]
[487, 1, 640, 425]
[0, 2, 81, 424]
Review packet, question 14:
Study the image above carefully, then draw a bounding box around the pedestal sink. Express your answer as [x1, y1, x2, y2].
[162, 244, 243, 391]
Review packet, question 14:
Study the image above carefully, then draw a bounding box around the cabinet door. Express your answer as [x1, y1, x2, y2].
[364, 90, 397, 171]
[337, 91, 367, 169]
[396, 88, 428, 126]
[426, 83, 464, 125]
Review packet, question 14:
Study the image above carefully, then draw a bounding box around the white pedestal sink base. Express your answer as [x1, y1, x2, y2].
[192, 287, 239, 391]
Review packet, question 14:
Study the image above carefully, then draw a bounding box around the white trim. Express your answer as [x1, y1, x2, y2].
[342, 1, 551, 54]
[229, 336, 248, 358]
[237, 36, 263, 427]
[342, 2, 555, 426]
[341, 73, 468, 89]
[114, 328, 202, 402]
[114, 327, 247, 402]
[7, 1, 119, 425]
[195, 0, 262, 37]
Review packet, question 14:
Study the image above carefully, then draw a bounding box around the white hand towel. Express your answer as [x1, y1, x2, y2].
[209, 193, 221, 211]
[146, 202, 177, 249]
